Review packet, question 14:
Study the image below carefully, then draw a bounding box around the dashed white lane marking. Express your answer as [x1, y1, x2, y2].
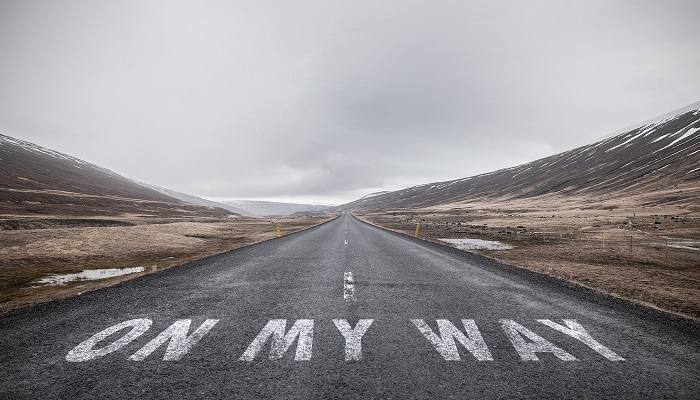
[343, 271, 355, 301]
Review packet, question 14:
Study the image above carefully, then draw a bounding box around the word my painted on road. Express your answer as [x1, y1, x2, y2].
[65, 319, 624, 363]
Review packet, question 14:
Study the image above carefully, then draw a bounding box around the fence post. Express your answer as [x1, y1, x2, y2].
[629, 235, 632, 254]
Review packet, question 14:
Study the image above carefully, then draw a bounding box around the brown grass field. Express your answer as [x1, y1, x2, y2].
[0, 214, 336, 312]
[357, 206, 700, 321]
[3, 196, 698, 323]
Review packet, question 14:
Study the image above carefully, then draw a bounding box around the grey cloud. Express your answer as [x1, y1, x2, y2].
[1, 0, 699, 204]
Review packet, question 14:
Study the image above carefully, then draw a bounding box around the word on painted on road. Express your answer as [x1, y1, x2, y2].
[66, 318, 624, 363]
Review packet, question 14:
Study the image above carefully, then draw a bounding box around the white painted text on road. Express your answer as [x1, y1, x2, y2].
[66, 318, 624, 363]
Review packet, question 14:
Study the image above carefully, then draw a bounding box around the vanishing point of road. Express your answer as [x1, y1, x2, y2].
[1, 213, 698, 399]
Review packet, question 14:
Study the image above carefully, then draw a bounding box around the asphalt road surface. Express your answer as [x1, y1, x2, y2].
[1, 213, 699, 399]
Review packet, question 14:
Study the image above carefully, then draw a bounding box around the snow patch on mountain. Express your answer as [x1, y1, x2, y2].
[0, 133, 119, 177]
[359, 191, 391, 200]
[596, 100, 700, 143]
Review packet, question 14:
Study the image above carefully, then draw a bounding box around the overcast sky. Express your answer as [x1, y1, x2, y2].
[1, 1, 699, 204]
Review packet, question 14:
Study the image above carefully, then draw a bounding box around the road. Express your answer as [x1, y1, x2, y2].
[1, 213, 698, 399]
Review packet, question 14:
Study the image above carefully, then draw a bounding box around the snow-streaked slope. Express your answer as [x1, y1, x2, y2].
[0, 133, 232, 217]
[358, 191, 391, 201]
[341, 101, 700, 210]
[0, 134, 120, 177]
[596, 100, 700, 142]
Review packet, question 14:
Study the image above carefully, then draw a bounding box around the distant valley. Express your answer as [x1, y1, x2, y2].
[221, 199, 335, 217]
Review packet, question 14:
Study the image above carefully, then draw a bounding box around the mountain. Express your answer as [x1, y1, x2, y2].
[341, 101, 700, 211]
[222, 200, 335, 216]
[0, 134, 233, 218]
[133, 181, 254, 216]
[359, 191, 392, 200]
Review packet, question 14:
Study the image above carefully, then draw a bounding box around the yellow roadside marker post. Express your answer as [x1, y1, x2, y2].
[277, 224, 281, 238]
[414, 223, 420, 238]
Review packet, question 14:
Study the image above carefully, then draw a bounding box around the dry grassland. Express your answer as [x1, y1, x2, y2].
[358, 207, 700, 321]
[0, 214, 336, 312]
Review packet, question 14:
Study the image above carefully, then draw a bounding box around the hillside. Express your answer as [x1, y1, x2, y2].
[0, 134, 233, 218]
[342, 101, 700, 211]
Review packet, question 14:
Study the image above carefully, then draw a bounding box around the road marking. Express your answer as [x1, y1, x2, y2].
[129, 319, 219, 361]
[537, 319, 624, 361]
[66, 319, 220, 362]
[239, 319, 314, 361]
[412, 319, 493, 361]
[343, 271, 355, 301]
[333, 319, 373, 361]
[500, 319, 577, 361]
[66, 319, 152, 362]
[65, 318, 624, 363]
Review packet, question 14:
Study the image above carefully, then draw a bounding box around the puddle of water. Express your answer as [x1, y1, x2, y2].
[35, 267, 146, 286]
[643, 239, 700, 252]
[667, 241, 700, 251]
[439, 238, 513, 250]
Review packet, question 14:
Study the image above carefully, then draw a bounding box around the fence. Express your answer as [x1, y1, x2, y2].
[459, 227, 699, 261]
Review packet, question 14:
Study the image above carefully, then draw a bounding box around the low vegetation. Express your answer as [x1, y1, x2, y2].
[357, 208, 700, 321]
[0, 214, 336, 312]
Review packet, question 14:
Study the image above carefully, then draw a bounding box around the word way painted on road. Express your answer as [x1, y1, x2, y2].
[66, 318, 624, 362]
